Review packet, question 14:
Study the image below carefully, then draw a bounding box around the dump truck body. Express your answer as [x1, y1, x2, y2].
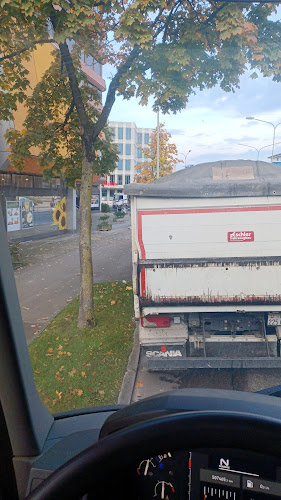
[125, 160, 281, 368]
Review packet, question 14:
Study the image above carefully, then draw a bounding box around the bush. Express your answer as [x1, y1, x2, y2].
[99, 215, 110, 222]
[114, 211, 125, 219]
[101, 203, 111, 213]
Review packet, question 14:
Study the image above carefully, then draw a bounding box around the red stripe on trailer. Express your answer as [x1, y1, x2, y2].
[140, 268, 146, 297]
[137, 211, 146, 259]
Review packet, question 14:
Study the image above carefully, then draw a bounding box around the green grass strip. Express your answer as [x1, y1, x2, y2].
[29, 281, 135, 412]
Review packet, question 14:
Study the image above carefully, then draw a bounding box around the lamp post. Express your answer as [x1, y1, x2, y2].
[156, 108, 160, 179]
[179, 150, 191, 168]
[238, 142, 281, 161]
[246, 117, 281, 162]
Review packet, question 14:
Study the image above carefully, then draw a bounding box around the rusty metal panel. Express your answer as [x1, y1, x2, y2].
[140, 263, 281, 306]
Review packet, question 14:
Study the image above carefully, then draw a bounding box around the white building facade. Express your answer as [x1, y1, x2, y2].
[101, 121, 153, 204]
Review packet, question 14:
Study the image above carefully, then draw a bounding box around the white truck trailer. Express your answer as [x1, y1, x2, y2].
[125, 160, 281, 369]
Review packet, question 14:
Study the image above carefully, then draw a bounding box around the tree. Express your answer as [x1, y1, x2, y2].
[135, 123, 181, 183]
[1, 0, 281, 328]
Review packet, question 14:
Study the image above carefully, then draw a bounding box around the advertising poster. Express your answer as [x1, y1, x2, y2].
[20, 200, 34, 229]
[6, 201, 21, 232]
[91, 194, 100, 209]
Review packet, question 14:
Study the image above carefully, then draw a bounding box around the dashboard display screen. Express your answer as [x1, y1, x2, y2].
[136, 449, 281, 499]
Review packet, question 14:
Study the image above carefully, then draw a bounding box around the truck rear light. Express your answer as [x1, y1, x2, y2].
[141, 316, 170, 328]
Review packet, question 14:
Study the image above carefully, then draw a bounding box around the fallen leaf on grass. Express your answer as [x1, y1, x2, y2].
[69, 368, 77, 377]
[110, 300, 116, 305]
[56, 391, 62, 400]
[71, 388, 83, 396]
[47, 348, 53, 353]
[126, 286, 132, 290]
[81, 372, 86, 377]
[98, 390, 104, 396]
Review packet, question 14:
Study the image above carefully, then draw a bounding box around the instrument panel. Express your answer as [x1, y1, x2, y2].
[135, 449, 281, 499]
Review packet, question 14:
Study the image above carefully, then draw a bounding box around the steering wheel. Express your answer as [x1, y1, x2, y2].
[26, 410, 281, 500]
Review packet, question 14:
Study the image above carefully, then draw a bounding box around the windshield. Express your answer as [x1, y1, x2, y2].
[2, 0, 281, 412]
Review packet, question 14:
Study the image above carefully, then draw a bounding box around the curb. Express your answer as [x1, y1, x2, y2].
[27, 308, 64, 346]
[118, 322, 140, 405]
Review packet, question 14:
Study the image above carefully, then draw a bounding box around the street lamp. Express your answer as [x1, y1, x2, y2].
[238, 142, 281, 161]
[179, 150, 191, 168]
[246, 117, 281, 162]
[156, 108, 160, 179]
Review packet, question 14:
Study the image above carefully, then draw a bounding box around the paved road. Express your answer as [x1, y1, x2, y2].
[15, 220, 132, 344]
[33, 211, 53, 225]
[131, 362, 281, 402]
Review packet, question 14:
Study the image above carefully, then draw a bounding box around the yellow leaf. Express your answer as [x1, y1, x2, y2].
[98, 390, 105, 396]
[56, 391, 62, 400]
[81, 372, 86, 377]
[110, 300, 116, 305]
[126, 286, 132, 290]
[77, 389, 83, 396]
[47, 347, 53, 353]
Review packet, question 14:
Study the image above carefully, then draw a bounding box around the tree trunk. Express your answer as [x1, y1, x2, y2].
[77, 142, 95, 328]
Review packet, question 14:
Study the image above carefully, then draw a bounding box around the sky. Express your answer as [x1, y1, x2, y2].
[102, 67, 281, 170]
[102, 6, 281, 172]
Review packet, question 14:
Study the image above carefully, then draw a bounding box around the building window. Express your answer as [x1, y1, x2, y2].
[94, 60, 102, 76]
[137, 147, 142, 159]
[102, 189, 107, 198]
[118, 127, 123, 139]
[125, 144, 131, 155]
[125, 175, 131, 184]
[125, 159, 131, 171]
[144, 133, 149, 144]
[137, 133, 142, 144]
[126, 128, 131, 140]
[117, 175, 123, 185]
[117, 159, 123, 170]
[110, 174, 115, 184]
[109, 190, 115, 199]
[118, 143, 123, 154]
[85, 54, 94, 67]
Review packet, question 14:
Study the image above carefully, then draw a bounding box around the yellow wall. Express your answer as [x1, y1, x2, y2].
[13, 43, 55, 156]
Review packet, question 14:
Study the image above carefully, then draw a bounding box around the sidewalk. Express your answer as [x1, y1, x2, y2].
[14, 213, 131, 344]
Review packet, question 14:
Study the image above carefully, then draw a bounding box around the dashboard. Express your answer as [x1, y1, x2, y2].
[136, 449, 281, 499]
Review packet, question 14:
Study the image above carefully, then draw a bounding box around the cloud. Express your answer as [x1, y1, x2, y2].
[103, 54, 281, 164]
[168, 129, 185, 135]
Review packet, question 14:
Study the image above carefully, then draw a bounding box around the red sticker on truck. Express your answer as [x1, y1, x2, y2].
[227, 231, 254, 242]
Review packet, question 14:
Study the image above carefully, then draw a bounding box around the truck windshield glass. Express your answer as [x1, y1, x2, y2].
[2, 0, 281, 412]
